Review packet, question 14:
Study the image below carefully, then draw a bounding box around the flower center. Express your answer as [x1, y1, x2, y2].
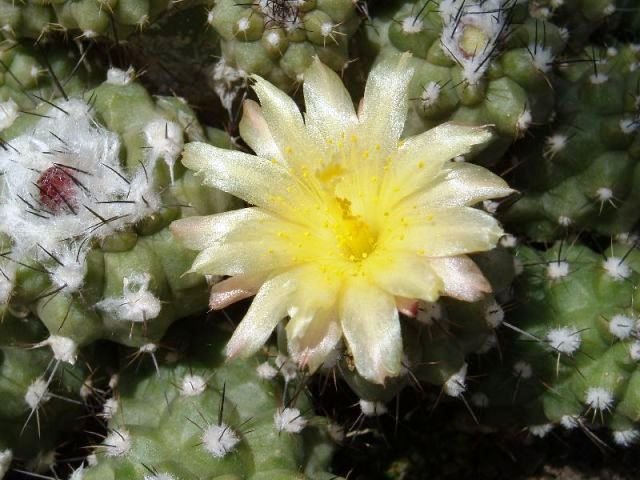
[334, 197, 378, 262]
[37, 165, 78, 214]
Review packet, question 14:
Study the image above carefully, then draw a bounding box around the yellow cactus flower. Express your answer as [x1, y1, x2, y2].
[171, 54, 513, 384]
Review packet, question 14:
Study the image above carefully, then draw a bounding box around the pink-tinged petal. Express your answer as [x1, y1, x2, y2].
[225, 272, 298, 359]
[408, 162, 514, 208]
[366, 252, 443, 302]
[287, 309, 342, 374]
[303, 57, 357, 141]
[385, 123, 493, 205]
[385, 207, 504, 257]
[396, 297, 418, 317]
[358, 53, 414, 151]
[428, 256, 492, 301]
[181, 142, 304, 212]
[340, 279, 402, 384]
[170, 208, 269, 251]
[209, 273, 268, 310]
[239, 99, 283, 162]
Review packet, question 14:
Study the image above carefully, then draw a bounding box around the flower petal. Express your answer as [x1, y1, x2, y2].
[182, 142, 304, 212]
[387, 207, 504, 257]
[428, 256, 492, 301]
[303, 57, 357, 141]
[239, 99, 283, 162]
[384, 123, 493, 205]
[170, 208, 268, 251]
[287, 309, 342, 374]
[190, 240, 295, 276]
[225, 272, 298, 359]
[340, 279, 402, 384]
[409, 162, 514, 208]
[358, 52, 414, 151]
[367, 252, 443, 302]
[209, 273, 268, 310]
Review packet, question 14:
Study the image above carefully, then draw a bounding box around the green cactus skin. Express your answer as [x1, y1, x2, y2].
[0, 41, 102, 112]
[79, 318, 341, 480]
[503, 44, 640, 241]
[470, 240, 640, 447]
[0, 69, 241, 353]
[209, 0, 361, 93]
[361, 0, 566, 163]
[0, 0, 177, 41]
[0, 312, 98, 477]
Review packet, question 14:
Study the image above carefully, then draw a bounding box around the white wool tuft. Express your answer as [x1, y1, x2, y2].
[106, 66, 135, 86]
[512, 360, 533, 379]
[546, 261, 569, 280]
[602, 256, 631, 281]
[613, 429, 639, 447]
[104, 430, 131, 457]
[529, 44, 554, 72]
[402, 16, 424, 34]
[439, 0, 508, 84]
[36, 335, 78, 364]
[529, 424, 553, 438]
[201, 423, 240, 458]
[180, 374, 207, 396]
[274, 407, 307, 433]
[101, 398, 119, 419]
[24, 377, 51, 410]
[546, 326, 581, 355]
[444, 363, 468, 397]
[543, 133, 567, 159]
[585, 387, 614, 411]
[609, 314, 635, 339]
[0, 449, 12, 478]
[420, 81, 441, 109]
[484, 300, 504, 328]
[96, 272, 162, 323]
[210, 59, 248, 114]
[0, 99, 161, 287]
[359, 399, 387, 417]
[256, 361, 278, 380]
[560, 415, 579, 430]
[142, 119, 184, 184]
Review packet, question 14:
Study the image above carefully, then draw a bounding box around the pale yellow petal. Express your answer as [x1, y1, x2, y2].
[209, 273, 268, 310]
[250, 75, 323, 163]
[358, 53, 414, 150]
[408, 162, 514, 208]
[225, 272, 298, 358]
[386, 207, 504, 257]
[190, 239, 295, 276]
[303, 57, 357, 141]
[170, 208, 268, 251]
[366, 252, 443, 302]
[239, 100, 283, 162]
[340, 279, 402, 384]
[182, 142, 304, 212]
[428, 256, 492, 301]
[287, 309, 342, 374]
[383, 123, 493, 205]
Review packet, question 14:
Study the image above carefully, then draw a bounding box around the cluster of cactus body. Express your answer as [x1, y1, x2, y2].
[2, 0, 640, 478]
[470, 241, 640, 447]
